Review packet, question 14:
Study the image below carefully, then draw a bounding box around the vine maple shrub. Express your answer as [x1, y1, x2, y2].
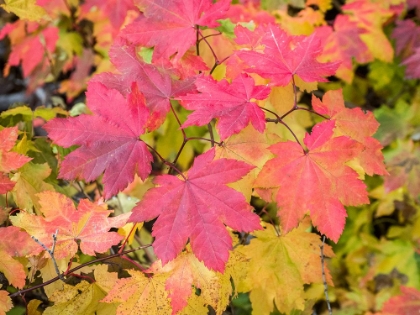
[0, 0, 397, 314]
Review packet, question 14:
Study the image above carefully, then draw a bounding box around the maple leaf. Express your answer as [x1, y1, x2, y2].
[44, 82, 153, 199]
[10, 191, 129, 258]
[0, 126, 32, 194]
[392, 20, 420, 59]
[236, 223, 334, 314]
[130, 148, 261, 271]
[254, 121, 369, 242]
[381, 286, 420, 314]
[148, 247, 247, 314]
[93, 40, 196, 131]
[384, 148, 420, 198]
[312, 89, 387, 176]
[120, 0, 231, 61]
[402, 47, 420, 79]
[0, 226, 41, 288]
[44, 265, 118, 315]
[342, 0, 394, 62]
[0, 290, 13, 315]
[315, 15, 372, 82]
[81, 0, 136, 31]
[1, 0, 48, 21]
[236, 24, 339, 86]
[11, 162, 55, 211]
[2, 25, 58, 77]
[101, 269, 172, 315]
[214, 125, 273, 201]
[0, 126, 32, 173]
[178, 74, 270, 140]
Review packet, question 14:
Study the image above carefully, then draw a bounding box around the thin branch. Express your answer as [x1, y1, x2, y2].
[195, 25, 200, 56]
[145, 143, 187, 180]
[198, 31, 222, 42]
[31, 229, 64, 281]
[207, 122, 215, 147]
[295, 107, 329, 120]
[186, 137, 222, 146]
[9, 245, 152, 298]
[170, 103, 187, 139]
[320, 235, 332, 315]
[198, 30, 219, 64]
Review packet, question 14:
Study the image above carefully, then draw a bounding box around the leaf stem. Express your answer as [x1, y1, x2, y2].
[146, 143, 187, 180]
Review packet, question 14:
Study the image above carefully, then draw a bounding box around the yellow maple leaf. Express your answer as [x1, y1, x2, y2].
[237, 223, 334, 314]
[1, 0, 49, 21]
[101, 269, 172, 315]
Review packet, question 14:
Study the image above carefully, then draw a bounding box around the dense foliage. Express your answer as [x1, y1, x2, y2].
[0, 0, 419, 314]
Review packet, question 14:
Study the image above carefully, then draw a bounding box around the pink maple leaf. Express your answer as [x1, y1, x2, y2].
[120, 0, 231, 61]
[129, 148, 261, 272]
[92, 40, 196, 130]
[236, 24, 339, 86]
[178, 74, 270, 140]
[44, 82, 153, 199]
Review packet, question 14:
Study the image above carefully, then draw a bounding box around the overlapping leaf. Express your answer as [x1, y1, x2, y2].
[0, 126, 32, 194]
[255, 121, 369, 241]
[312, 89, 387, 176]
[11, 191, 129, 258]
[235, 24, 339, 86]
[93, 40, 196, 130]
[0, 226, 40, 288]
[178, 74, 270, 140]
[44, 82, 153, 199]
[121, 0, 230, 61]
[101, 269, 172, 315]
[130, 148, 261, 271]
[236, 223, 334, 314]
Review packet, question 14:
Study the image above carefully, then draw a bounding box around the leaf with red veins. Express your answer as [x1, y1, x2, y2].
[10, 191, 129, 259]
[44, 82, 153, 199]
[0, 127, 32, 173]
[311, 89, 387, 176]
[254, 121, 368, 242]
[236, 24, 339, 86]
[121, 0, 230, 61]
[93, 41, 196, 130]
[130, 148, 261, 272]
[178, 74, 270, 140]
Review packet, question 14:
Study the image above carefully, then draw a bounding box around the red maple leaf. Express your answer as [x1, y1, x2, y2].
[11, 191, 129, 258]
[93, 40, 196, 130]
[254, 121, 369, 242]
[44, 82, 153, 199]
[236, 24, 339, 86]
[120, 0, 231, 61]
[382, 286, 420, 314]
[129, 148, 261, 272]
[178, 74, 270, 140]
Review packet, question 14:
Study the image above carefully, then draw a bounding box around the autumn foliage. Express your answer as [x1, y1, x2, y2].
[0, 0, 420, 314]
